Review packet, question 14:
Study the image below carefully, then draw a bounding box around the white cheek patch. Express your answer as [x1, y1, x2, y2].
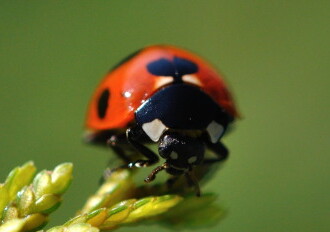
[154, 76, 174, 89]
[142, 119, 167, 142]
[170, 151, 178, 160]
[182, 75, 202, 86]
[188, 156, 197, 164]
[207, 121, 224, 143]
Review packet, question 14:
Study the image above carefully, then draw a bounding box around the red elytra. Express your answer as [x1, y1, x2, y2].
[85, 45, 238, 132]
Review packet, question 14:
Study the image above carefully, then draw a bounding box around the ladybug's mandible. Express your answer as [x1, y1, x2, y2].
[84, 45, 238, 196]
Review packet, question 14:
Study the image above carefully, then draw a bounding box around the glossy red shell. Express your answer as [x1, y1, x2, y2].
[85, 45, 238, 131]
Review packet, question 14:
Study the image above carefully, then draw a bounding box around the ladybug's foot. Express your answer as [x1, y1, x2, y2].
[103, 167, 113, 179]
[100, 163, 133, 184]
[102, 166, 124, 179]
[102, 163, 128, 179]
[145, 163, 169, 183]
[99, 167, 116, 184]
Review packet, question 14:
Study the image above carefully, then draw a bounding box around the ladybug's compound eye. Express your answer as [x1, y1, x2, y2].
[97, 89, 110, 119]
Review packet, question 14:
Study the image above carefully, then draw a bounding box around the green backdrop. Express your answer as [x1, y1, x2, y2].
[0, 1, 329, 231]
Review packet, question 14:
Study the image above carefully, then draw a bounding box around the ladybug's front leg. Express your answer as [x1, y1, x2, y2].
[102, 134, 132, 181]
[184, 171, 201, 197]
[107, 134, 132, 163]
[203, 141, 229, 164]
[126, 127, 159, 168]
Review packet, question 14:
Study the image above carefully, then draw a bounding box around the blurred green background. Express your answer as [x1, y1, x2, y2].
[1, 1, 329, 231]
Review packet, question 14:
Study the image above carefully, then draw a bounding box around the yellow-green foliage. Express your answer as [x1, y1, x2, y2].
[80, 170, 136, 214]
[0, 162, 224, 232]
[0, 162, 73, 232]
[64, 195, 182, 231]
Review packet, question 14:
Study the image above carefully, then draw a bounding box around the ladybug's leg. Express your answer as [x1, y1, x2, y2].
[101, 135, 131, 181]
[101, 134, 130, 178]
[126, 127, 159, 168]
[107, 134, 131, 163]
[184, 171, 201, 197]
[203, 141, 229, 164]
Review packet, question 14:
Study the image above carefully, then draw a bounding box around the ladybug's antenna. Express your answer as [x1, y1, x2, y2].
[144, 162, 169, 183]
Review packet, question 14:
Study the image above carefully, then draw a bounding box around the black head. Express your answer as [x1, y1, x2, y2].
[158, 132, 205, 174]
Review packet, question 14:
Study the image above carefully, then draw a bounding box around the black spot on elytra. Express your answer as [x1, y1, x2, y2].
[173, 57, 198, 76]
[109, 48, 143, 72]
[147, 57, 198, 80]
[97, 89, 110, 119]
[147, 58, 176, 77]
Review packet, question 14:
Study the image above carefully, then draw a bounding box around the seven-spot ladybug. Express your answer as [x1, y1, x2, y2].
[84, 45, 238, 196]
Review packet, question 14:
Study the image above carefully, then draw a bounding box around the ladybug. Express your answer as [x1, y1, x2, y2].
[84, 45, 238, 196]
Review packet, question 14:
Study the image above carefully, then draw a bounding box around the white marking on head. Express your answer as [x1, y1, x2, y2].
[182, 75, 202, 86]
[188, 156, 197, 164]
[154, 76, 174, 89]
[170, 151, 178, 160]
[206, 121, 224, 143]
[142, 119, 167, 142]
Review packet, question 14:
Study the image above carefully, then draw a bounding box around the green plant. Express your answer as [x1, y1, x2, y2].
[0, 162, 224, 232]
